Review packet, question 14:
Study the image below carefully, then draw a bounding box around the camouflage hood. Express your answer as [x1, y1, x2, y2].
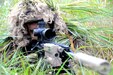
[8, 0, 68, 47]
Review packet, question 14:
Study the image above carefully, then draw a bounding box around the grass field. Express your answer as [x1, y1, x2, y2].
[0, 0, 113, 75]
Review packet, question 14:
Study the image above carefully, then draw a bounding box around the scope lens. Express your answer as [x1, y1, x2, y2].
[44, 29, 56, 39]
[34, 28, 56, 40]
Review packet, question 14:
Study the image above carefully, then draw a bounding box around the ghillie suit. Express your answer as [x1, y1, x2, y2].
[0, 0, 75, 74]
[8, 0, 68, 48]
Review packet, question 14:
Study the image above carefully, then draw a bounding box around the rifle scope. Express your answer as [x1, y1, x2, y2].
[33, 28, 56, 40]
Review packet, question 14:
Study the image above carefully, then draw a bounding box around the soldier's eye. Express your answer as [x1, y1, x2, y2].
[30, 30, 33, 32]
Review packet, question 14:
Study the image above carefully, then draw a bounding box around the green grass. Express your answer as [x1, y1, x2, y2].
[0, 0, 113, 75]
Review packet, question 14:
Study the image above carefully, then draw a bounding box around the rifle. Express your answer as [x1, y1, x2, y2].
[31, 20, 111, 75]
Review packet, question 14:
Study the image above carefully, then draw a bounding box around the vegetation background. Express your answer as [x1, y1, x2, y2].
[0, 0, 113, 75]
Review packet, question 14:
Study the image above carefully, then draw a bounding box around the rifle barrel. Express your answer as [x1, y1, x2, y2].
[68, 52, 111, 75]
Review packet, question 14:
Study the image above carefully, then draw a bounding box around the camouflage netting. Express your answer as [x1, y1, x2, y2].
[8, 0, 68, 47]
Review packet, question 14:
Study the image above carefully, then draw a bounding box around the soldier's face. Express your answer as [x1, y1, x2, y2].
[27, 23, 39, 40]
[28, 23, 39, 30]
